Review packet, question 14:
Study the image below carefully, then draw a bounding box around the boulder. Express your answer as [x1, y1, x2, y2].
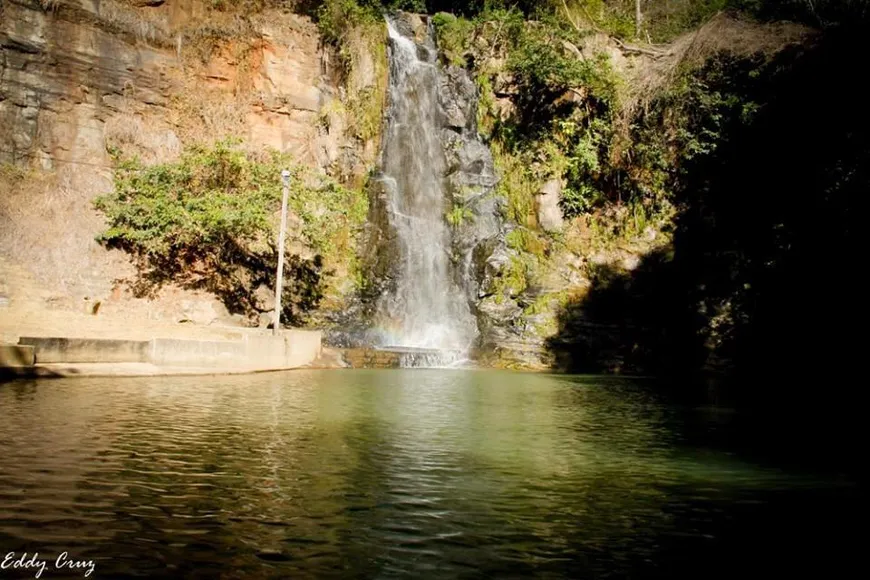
[405, 13, 429, 43]
[178, 299, 228, 326]
[253, 284, 276, 313]
[259, 311, 275, 329]
[536, 179, 565, 232]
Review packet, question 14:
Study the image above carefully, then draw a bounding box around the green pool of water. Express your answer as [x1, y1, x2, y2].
[0, 370, 858, 578]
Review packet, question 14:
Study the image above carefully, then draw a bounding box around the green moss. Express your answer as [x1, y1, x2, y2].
[491, 141, 536, 226]
[506, 227, 547, 258]
[446, 205, 474, 227]
[475, 72, 497, 138]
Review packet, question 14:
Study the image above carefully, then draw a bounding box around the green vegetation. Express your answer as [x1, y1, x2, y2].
[491, 254, 531, 304]
[433, 4, 626, 268]
[425, 0, 820, 351]
[431, 12, 475, 66]
[439, 1, 796, 239]
[445, 205, 473, 227]
[310, 1, 391, 156]
[315, 0, 381, 46]
[95, 140, 368, 324]
[506, 227, 546, 258]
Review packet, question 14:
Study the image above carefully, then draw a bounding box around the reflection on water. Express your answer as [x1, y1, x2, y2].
[0, 371, 858, 578]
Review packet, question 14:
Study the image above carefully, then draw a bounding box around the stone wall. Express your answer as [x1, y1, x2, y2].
[340, 348, 401, 369]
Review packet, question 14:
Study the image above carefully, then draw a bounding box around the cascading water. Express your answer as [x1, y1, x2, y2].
[369, 17, 478, 366]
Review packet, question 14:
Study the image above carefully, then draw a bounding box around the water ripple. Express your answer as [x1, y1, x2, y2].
[0, 371, 858, 578]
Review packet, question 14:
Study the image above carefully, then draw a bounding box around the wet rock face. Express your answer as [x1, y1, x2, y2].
[361, 175, 400, 303]
[441, 130, 499, 191]
[320, 172, 407, 349]
[432, 53, 523, 352]
[439, 66, 478, 131]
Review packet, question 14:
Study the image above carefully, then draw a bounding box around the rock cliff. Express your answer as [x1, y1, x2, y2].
[0, 0, 382, 332]
[3, 1, 819, 377]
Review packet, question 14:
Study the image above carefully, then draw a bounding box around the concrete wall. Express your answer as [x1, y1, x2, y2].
[282, 330, 323, 368]
[150, 338, 248, 368]
[243, 330, 322, 369]
[19, 337, 150, 364]
[8, 330, 323, 370]
[0, 344, 35, 367]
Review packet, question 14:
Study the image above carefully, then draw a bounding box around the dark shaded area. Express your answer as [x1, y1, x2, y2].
[548, 24, 862, 423]
[548, 249, 704, 378]
[106, 238, 326, 327]
[754, 0, 870, 25]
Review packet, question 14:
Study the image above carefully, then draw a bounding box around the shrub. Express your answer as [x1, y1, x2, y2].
[316, 0, 377, 45]
[95, 140, 368, 323]
[96, 141, 276, 257]
[560, 182, 602, 217]
[432, 12, 474, 66]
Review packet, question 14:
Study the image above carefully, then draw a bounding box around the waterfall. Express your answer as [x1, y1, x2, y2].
[370, 17, 478, 366]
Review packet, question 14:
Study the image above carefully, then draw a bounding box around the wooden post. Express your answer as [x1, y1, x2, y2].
[273, 169, 290, 336]
[635, 0, 643, 40]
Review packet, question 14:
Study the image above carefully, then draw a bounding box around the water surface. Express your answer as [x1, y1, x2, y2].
[0, 371, 858, 578]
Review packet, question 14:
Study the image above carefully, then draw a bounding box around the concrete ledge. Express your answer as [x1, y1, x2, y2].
[3, 331, 323, 376]
[150, 338, 247, 368]
[0, 363, 314, 380]
[0, 344, 35, 367]
[18, 337, 150, 364]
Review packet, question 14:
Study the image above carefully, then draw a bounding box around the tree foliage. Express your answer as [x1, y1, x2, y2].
[95, 140, 367, 324]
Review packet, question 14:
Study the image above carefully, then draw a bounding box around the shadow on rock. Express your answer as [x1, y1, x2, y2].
[546, 24, 862, 416]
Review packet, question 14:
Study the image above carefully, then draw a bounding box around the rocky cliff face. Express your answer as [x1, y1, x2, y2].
[0, 0, 381, 329]
[338, 13, 539, 362]
[0, 3, 690, 371]
[0, 0, 360, 171]
[435, 63, 520, 358]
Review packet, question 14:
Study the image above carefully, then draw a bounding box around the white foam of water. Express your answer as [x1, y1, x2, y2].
[373, 17, 479, 367]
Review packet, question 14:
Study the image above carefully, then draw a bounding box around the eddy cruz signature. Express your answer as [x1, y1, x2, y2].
[2, 552, 95, 578]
